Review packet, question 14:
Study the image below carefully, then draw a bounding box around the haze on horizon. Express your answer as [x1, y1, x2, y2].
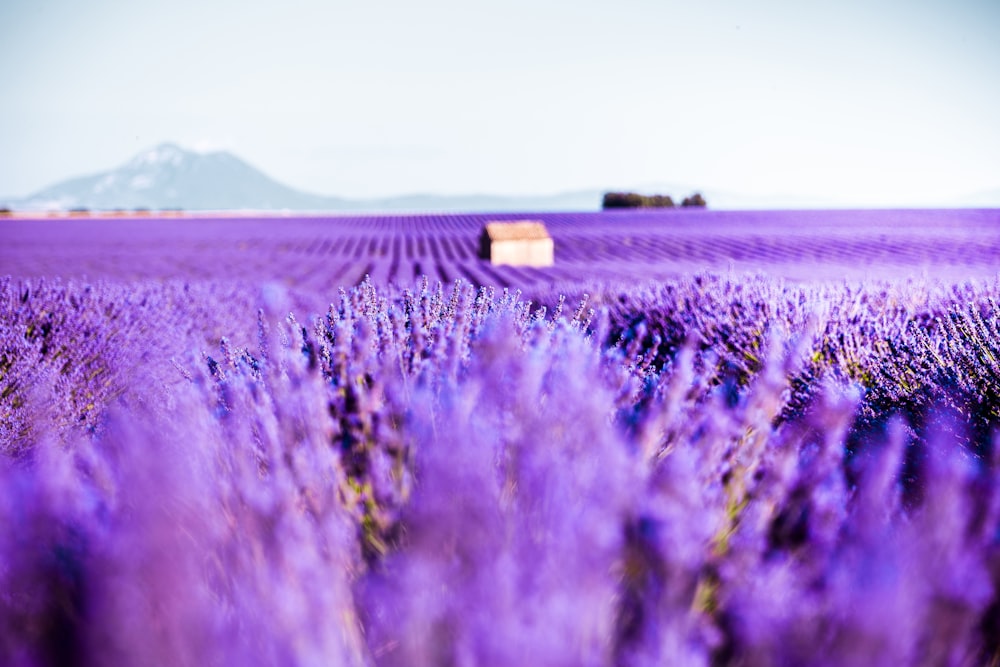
[1, 0, 998, 208]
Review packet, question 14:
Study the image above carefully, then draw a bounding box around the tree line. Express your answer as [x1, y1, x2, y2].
[602, 192, 706, 209]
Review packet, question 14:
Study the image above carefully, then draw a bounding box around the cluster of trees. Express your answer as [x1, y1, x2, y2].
[681, 192, 706, 207]
[602, 191, 707, 209]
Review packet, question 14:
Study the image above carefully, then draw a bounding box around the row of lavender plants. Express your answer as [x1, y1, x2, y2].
[2, 273, 1000, 665]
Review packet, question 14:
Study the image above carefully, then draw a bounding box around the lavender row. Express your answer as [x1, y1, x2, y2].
[0, 277, 262, 451]
[4, 272, 1000, 664]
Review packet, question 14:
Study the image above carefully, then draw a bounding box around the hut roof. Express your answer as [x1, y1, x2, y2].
[482, 220, 551, 242]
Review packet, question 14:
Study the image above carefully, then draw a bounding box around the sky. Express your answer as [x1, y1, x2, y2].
[1, 0, 999, 207]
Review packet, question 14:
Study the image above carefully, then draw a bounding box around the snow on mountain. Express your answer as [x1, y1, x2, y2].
[128, 143, 186, 169]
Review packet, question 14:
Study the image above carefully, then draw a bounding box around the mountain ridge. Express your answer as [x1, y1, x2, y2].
[3, 143, 997, 212]
[1, 143, 606, 213]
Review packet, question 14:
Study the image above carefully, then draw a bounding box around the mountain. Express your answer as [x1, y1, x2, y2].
[2, 144, 605, 213]
[6, 143, 349, 212]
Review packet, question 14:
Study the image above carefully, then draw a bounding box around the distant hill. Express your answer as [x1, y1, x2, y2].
[1, 143, 604, 213]
[949, 188, 1000, 208]
[5, 143, 347, 212]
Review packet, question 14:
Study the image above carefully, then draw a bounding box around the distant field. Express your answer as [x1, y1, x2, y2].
[3, 210, 997, 305]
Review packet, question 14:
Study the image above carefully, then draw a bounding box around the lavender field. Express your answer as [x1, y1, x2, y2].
[3, 208, 1000, 665]
[4, 208, 998, 301]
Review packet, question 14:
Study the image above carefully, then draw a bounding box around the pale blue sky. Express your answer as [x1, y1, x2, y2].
[1, 0, 998, 205]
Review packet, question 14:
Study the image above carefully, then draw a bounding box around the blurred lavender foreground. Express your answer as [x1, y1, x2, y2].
[4, 265, 1000, 663]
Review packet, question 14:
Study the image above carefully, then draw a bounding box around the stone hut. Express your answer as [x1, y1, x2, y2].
[479, 220, 554, 267]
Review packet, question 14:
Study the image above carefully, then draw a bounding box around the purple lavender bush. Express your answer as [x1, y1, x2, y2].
[3, 272, 1000, 665]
